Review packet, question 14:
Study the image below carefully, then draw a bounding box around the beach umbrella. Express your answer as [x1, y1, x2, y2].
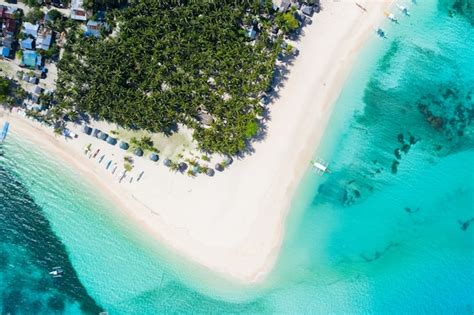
[107, 137, 117, 145]
[163, 158, 172, 167]
[206, 168, 215, 177]
[134, 148, 144, 157]
[179, 162, 188, 172]
[119, 141, 129, 150]
[215, 163, 224, 172]
[149, 153, 159, 162]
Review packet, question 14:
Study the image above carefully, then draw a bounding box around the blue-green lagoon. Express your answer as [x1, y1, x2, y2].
[1, 0, 473, 313]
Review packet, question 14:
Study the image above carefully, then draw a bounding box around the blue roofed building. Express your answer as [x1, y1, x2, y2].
[23, 22, 39, 38]
[22, 50, 39, 68]
[84, 20, 102, 37]
[21, 38, 35, 50]
[1, 47, 11, 58]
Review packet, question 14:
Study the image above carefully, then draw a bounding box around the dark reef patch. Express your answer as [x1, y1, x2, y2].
[0, 166, 103, 314]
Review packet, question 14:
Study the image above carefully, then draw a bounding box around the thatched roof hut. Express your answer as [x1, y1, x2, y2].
[198, 112, 214, 126]
[107, 137, 117, 145]
[179, 162, 188, 172]
[92, 128, 101, 137]
[215, 163, 224, 172]
[163, 158, 172, 167]
[134, 148, 144, 157]
[119, 141, 129, 150]
[224, 156, 233, 166]
[82, 125, 92, 135]
[206, 168, 215, 177]
[149, 153, 159, 162]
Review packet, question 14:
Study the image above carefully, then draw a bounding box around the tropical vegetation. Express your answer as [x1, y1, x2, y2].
[55, 0, 290, 155]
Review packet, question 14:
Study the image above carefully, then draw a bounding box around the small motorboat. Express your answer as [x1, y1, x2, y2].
[385, 12, 399, 23]
[397, 4, 410, 16]
[49, 267, 63, 278]
[312, 159, 331, 175]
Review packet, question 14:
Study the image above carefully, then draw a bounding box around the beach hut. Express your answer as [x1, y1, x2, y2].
[134, 148, 143, 157]
[215, 163, 224, 172]
[178, 162, 188, 172]
[149, 153, 159, 162]
[107, 137, 117, 145]
[206, 168, 215, 177]
[163, 158, 172, 167]
[119, 141, 129, 150]
[82, 125, 92, 135]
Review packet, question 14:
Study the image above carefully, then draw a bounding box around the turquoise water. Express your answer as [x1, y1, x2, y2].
[1, 0, 473, 313]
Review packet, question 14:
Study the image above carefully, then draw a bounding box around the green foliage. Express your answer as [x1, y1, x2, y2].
[56, 1, 281, 155]
[47, 9, 63, 22]
[244, 120, 259, 138]
[0, 77, 11, 103]
[24, 7, 44, 24]
[275, 10, 299, 34]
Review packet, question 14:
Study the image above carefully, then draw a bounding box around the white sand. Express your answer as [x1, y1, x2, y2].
[0, 0, 393, 284]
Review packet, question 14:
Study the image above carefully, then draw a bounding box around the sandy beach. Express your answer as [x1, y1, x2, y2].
[0, 0, 392, 284]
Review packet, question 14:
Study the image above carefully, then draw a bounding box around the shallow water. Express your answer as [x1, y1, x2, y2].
[1, 0, 473, 313]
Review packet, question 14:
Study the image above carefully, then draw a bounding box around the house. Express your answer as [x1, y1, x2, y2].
[34, 86, 43, 94]
[2, 37, 14, 49]
[247, 25, 257, 40]
[21, 38, 34, 50]
[4, 6, 18, 20]
[29, 76, 39, 84]
[84, 20, 101, 37]
[301, 4, 313, 16]
[3, 18, 17, 35]
[280, 0, 291, 12]
[1, 46, 11, 58]
[23, 22, 39, 38]
[37, 32, 53, 50]
[70, 0, 87, 21]
[0, 6, 7, 19]
[22, 50, 39, 68]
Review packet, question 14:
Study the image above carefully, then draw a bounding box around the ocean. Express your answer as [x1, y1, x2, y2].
[1, 0, 473, 313]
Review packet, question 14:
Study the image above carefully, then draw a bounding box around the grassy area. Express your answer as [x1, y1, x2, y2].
[114, 126, 197, 160]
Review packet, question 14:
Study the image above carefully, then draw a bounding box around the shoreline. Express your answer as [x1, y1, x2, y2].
[0, 0, 392, 285]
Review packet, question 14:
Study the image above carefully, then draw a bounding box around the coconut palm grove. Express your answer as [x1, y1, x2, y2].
[55, 0, 299, 155]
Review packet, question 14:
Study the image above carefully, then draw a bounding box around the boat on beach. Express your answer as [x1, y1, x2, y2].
[375, 28, 386, 38]
[385, 12, 398, 23]
[397, 4, 410, 16]
[312, 159, 331, 175]
[0, 121, 10, 143]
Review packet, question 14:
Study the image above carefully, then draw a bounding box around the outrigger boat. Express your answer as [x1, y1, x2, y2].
[312, 159, 330, 175]
[397, 4, 410, 16]
[49, 266, 63, 278]
[0, 121, 9, 143]
[385, 12, 398, 23]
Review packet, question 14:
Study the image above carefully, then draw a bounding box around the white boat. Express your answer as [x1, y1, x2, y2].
[385, 12, 398, 23]
[49, 267, 63, 278]
[312, 159, 330, 175]
[397, 4, 410, 16]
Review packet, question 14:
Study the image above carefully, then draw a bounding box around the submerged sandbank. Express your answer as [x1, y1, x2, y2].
[0, 0, 393, 284]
